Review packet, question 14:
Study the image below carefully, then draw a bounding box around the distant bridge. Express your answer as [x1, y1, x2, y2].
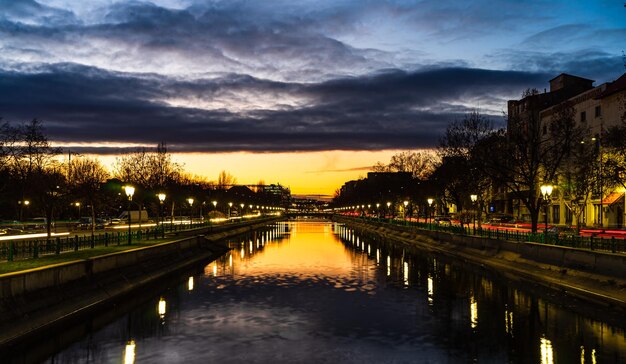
[284, 211, 334, 219]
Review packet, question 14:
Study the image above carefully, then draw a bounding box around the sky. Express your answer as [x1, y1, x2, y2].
[0, 0, 624, 195]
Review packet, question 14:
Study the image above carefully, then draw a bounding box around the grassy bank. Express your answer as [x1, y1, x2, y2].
[0, 238, 169, 275]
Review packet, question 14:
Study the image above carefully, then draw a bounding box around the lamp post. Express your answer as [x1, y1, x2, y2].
[427, 198, 434, 227]
[228, 202, 233, 219]
[470, 194, 478, 233]
[75, 202, 81, 219]
[386, 201, 391, 222]
[403, 200, 409, 224]
[540, 184, 553, 236]
[124, 185, 135, 245]
[158, 193, 166, 238]
[18, 200, 30, 221]
[187, 198, 194, 228]
[376, 203, 380, 220]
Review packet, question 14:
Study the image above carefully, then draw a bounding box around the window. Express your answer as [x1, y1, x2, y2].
[552, 205, 560, 224]
[595, 105, 601, 118]
[580, 111, 586, 122]
[565, 206, 573, 225]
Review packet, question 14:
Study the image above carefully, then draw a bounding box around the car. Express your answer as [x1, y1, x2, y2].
[434, 216, 452, 226]
[77, 217, 106, 230]
[547, 226, 578, 239]
[489, 214, 516, 224]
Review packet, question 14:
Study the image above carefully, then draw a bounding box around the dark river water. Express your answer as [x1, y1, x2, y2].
[37, 220, 626, 363]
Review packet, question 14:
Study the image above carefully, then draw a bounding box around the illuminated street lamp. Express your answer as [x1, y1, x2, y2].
[470, 194, 478, 232]
[75, 202, 81, 219]
[18, 199, 30, 221]
[124, 185, 135, 245]
[403, 200, 409, 223]
[540, 184, 553, 235]
[228, 202, 233, 218]
[427, 198, 434, 226]
[158, 193, 166, 237]
[188, 198, 194, 227]
[386, 201, 391, 221]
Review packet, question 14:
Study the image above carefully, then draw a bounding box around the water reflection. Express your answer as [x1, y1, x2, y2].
[33, 221, 626, 363]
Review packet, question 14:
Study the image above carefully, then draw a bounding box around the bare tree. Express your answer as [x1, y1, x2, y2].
[437, 110, 498, 224]
[372, 151, 437, 180]
[480, 102, 584, 232]
[217, 170, 237, 190]
[69, 157, 110, 233]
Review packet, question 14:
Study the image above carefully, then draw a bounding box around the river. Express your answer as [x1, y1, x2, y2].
[38, 220, 626, 363]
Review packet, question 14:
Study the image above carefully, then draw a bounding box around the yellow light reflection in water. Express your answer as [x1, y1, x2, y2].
[249, 240, 253, 253]
[376, 249, 380, 264]
[124, 340, 136, 364]
[157, 297, 166, 319]
[470, 295, 478, 329]
[213, 264, 217, 276]
[240, 248, 245, 259]
[367, 244, 370, 255]
[229, 254, 233, 267]
[387, 256, 391, 276]
[592, 349, 596, 364]
[403, 262, 409, 286]
[540, 336, 554, 364]
[427, 276, 434, 305]
[229, 221, 354, 277]
[505, 308, 514, 336]
[187, 276, 194, 291]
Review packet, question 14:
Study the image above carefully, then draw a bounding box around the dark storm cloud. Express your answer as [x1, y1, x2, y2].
[496, 49, 624, 84]
[0, 64, 546, 153]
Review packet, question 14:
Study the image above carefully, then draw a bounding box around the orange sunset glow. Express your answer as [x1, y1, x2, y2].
[82, 150, 405, 196]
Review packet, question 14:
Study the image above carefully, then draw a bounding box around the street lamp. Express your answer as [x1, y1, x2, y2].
[427, 198, 434, 226]
[228, 202, 233, 219]
[124, 185, 135, 245]
[75, 202, 81, 219]
[540, 184, 553, 235]
[188, 198, 194, 227]
[470, 194, 478, 232]
[403, 200, 409, 223]
[158, 193, 166, 237]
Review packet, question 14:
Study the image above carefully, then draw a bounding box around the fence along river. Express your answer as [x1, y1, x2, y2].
[16, 220, 625, 363]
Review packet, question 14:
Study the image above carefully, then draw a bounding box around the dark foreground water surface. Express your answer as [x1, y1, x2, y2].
[39, 221, 626, 363]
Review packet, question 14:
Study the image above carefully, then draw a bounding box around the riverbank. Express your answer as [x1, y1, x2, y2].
[335, 216, 626, 312]
[0, 216, 282, 351]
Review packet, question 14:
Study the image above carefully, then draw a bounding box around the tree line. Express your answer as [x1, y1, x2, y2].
[334, 95, 626, 233]
[0, 119, 282, 236]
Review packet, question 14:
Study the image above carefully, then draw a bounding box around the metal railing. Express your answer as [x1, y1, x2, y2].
[344, 216, 626, 254]
[0, 216, 270, 262]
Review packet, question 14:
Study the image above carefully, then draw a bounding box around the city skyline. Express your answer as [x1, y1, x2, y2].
[1, 0, 624, 194]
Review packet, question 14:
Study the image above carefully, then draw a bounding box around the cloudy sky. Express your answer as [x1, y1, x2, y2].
[0, 0, 624, 194]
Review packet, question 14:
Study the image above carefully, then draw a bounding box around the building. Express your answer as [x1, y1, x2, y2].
[507, 73, 626, 228]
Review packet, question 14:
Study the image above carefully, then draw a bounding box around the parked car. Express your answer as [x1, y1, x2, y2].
[77, 217, 105, 230]
[24, 217, 52, 230]
[434, 216, 452, 226]
[488, 214, 515, 224]
[546, 226, 578, 239]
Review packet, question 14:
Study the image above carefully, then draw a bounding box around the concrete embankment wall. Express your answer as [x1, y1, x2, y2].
[0, 217, 282, 349]
[0, 217, 280, 300]
[336, 217, 626, 278]
[335, 216, 626, 310]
